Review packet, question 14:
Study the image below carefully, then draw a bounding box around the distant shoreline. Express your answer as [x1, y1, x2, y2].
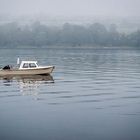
[0, 22, 140, 47]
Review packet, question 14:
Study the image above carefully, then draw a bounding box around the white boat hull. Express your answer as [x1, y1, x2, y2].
[0, 66, 54, 76]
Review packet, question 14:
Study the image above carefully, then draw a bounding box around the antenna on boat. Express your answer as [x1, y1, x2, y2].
[17, 57, 20, 66]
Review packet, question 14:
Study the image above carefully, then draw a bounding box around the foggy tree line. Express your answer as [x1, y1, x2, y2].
[0, 21, 140, 47]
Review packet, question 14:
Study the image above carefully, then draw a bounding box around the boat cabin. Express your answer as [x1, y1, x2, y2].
[19, 61, 38, 69]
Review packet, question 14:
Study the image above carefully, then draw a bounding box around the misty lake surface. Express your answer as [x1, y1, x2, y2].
[0, 46, 140, 140]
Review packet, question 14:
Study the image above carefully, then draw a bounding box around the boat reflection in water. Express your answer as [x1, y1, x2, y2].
[1, 74, 54, 98]
[1, 74, 54, 83]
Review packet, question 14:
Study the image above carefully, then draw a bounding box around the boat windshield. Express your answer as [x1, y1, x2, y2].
[23, 63, 28, 68]
[22, 63, 37, 68]
[29, 63, 37, 68]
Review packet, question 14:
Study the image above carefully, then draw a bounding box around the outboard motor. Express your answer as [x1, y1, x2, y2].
[3, 65, 11, 70]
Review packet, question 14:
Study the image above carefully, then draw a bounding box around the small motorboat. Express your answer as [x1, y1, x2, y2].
[0, 58, 55, 76]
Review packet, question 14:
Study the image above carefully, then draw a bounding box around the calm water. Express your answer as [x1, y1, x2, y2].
[0, 46, 140, 140]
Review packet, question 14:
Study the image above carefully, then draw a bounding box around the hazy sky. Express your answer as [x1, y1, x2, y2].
[0, 0, 139, 17]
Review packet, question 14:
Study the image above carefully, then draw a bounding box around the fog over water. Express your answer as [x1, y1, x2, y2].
[0, 0, 140, 17]
[0, 1, 140, 140]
